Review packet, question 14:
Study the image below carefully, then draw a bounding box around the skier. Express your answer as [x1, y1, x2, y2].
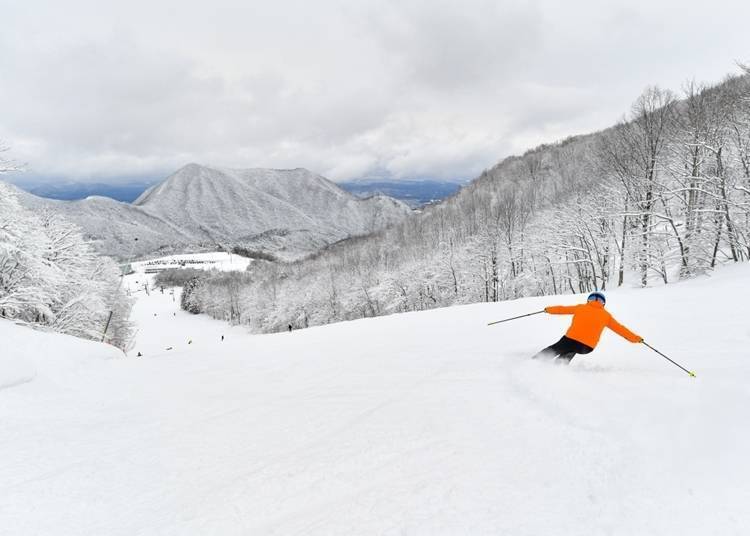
[534, 291, 642, 363]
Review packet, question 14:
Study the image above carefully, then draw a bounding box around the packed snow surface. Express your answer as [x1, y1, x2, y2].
[2, 260, 749, 535]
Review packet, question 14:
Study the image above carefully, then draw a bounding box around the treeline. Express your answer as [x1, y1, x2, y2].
[0, 182, 134, 349]
[154, 268, 206, 288]
[181, 69, 750, 332]
[230, 246, 278, 262]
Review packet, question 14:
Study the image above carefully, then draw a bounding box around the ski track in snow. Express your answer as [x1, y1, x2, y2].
[1, 257, 750, 535]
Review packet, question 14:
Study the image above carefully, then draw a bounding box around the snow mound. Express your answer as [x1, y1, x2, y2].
[0, 319, 123, 391]
[0, 325, 36, 390]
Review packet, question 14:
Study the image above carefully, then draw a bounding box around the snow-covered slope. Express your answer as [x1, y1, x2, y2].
[0, 319, 123, 391]
[6, 165, 411, 260]
[2, 262, 749, 535]
[14, 189, 198, 259]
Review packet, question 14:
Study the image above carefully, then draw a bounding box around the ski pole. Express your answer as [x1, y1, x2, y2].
[487, 310, 544, 326]
[642, 341, 696, 378]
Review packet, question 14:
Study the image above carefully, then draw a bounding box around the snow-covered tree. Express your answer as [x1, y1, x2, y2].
[0, 182, 134, 349]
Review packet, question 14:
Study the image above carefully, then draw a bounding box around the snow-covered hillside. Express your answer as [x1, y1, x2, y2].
[6, 164, 411, 260]
[2, 262, 749, 535]
[135, 164, 412, 244]
[14, 190, 197, 259]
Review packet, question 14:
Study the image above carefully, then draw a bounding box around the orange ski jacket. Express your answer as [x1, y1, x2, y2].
[544, 301, 642, 349]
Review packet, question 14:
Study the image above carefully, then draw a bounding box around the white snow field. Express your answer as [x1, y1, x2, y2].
[2, 262, 749, 535]
[130, 251, 252, 274]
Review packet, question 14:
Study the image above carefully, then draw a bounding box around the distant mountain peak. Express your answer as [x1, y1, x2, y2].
[10, 164, 412, 261]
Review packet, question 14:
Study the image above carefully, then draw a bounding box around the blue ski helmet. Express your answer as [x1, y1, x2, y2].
[587, 291, 606, 305]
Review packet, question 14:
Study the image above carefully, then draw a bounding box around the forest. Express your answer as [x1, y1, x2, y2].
[181, 69, 750, 333]
[0, 178, 134, 349]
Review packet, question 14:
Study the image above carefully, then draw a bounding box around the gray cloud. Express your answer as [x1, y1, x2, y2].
[0, 0, 748, 184]
[362, 0, 544, 92]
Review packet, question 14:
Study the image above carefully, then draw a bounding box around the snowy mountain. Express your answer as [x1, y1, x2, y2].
[12, 188, 199, 259]
[6, 164, 411, 260]
[134, 164, 411, 250]
[2, 257, 748, 534]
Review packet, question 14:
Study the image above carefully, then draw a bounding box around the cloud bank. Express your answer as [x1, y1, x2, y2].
[1, 0, 748, 183]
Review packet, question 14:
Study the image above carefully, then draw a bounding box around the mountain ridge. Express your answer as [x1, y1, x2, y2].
[8, 164, 412, 260]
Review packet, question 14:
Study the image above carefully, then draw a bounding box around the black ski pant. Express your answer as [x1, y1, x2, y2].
[535, 335, 593, 363]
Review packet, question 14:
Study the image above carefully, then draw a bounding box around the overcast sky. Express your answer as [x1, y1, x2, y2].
[1, 0, 749, 184]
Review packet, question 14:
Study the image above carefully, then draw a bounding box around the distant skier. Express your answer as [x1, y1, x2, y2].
[288, 324, 293, 332]
[534, 291, 642, 363]
[221, 335, 224, 342]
